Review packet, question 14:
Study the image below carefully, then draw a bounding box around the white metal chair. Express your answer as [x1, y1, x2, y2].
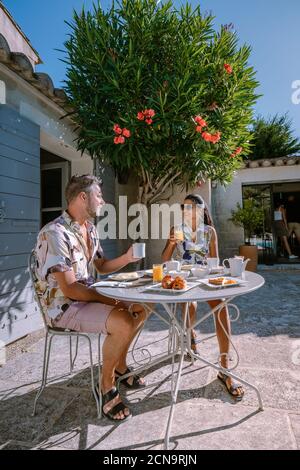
[28, 250, 102, 417]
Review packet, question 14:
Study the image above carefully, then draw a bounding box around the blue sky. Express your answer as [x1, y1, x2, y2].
[2, 0, 300, 136]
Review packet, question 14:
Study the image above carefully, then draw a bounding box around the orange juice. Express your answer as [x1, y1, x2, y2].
[174, 227, 184, 242]
[153, 264, 164, 282]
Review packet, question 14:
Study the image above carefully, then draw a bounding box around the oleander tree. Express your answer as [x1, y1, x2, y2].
[63, 0, 260, 205]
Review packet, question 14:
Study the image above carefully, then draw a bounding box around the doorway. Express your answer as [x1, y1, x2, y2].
[242, 181, 300, 263]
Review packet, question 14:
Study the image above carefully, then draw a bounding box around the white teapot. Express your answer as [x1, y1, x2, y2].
[222, 256, 250, 277]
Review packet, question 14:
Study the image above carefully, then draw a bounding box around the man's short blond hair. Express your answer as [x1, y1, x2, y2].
[65, 174, 102, 204]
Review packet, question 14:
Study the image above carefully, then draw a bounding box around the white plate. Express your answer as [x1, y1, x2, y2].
[107, 272, 143, 282]
[199, 277, 248, 289]
[144, 280, 201, 294]
[92, 278, 152, 288]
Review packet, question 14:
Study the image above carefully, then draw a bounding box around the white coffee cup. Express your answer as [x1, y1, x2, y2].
[164, 260, 181, 272]
[206, 257, 219, 270]
[132, 243, 145, 258]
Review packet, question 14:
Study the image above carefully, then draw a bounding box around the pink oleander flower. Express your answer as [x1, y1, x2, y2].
[137, 112, 145, 121]
[114, 135, 125, 144]
[113, 124, 122, 135]
[122, 128, 131, 138]
[146, 109, 155, 118]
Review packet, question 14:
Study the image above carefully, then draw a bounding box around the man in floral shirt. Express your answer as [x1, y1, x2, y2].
[35, 174, 147, 422]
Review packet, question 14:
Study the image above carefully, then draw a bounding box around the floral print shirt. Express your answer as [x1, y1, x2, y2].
[173, 223, 214, 264]
[34, 211, 103, 320]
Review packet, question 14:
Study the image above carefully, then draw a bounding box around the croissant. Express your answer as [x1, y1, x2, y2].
[172, 276, 187, 290]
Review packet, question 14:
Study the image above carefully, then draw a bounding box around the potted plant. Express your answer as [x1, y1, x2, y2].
[230, 199, 264, 271]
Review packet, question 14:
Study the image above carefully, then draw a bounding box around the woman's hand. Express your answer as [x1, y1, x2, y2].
[169, 232, 178, 246]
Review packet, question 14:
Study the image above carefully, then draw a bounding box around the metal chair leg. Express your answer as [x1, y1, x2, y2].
[97, 333, 102, 418]
[84, 335, 101, 417]
[69, 335, 79, 373]
[32, 332, 54, 416]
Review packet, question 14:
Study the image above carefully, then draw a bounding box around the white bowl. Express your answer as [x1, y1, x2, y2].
[191, 267, 209, 279]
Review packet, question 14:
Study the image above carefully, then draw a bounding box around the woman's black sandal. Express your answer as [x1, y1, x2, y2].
[217, 372, 244, 401]
[100, 386, 132, 422]
[115, 367, 146, 389]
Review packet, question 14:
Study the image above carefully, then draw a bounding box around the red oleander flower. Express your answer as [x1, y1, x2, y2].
[113, 124, 122, 135]
[210, 131, 221, 144]
[137, 112, 145, 121]
[114, 136, 119, 144]
[122, 128, 131, 138]
[145, 118, 153, 125]
[196, 125, 203, 133]
[195, 115, 207, 127]
[231, 146, 243, 157]
[201, 131, 213, 142]
[224, 63, 233, 74]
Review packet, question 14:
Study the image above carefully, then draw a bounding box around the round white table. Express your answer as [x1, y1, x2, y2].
[96, 271, 265, 449]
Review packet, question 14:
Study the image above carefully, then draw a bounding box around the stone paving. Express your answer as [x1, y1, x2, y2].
[0, 270, 300, 450]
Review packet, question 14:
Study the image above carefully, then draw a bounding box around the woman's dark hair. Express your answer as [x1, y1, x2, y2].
[184, 193, 214, 226]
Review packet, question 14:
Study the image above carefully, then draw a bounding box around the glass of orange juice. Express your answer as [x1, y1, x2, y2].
[153, 264, 164, 283]
[174, 225, 184, 242]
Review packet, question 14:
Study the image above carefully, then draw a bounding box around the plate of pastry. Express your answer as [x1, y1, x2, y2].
[199, 277, 247, 289]
[144, 275, 201, 294]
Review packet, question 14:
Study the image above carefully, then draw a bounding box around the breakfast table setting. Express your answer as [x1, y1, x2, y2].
[92, 253, 265, 449]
